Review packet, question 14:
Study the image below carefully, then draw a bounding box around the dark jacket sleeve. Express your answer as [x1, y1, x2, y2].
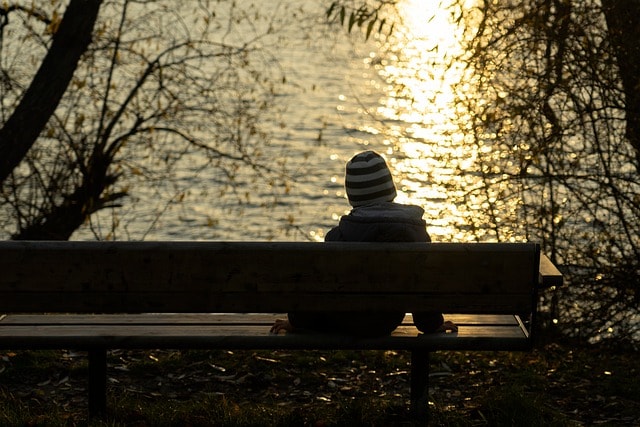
[324, 226, 342, 241]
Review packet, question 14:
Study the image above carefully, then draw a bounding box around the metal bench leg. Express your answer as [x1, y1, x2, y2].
[410, 349, 430, 423]
[88, 349, 107, 417]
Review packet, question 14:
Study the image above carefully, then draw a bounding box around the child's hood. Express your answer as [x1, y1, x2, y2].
[349, 202, 425, 221]
[327, 202, 429, 242]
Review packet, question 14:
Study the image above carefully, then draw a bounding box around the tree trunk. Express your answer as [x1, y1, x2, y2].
[601, 0, 640, 171]
[0, 0, 102, 184]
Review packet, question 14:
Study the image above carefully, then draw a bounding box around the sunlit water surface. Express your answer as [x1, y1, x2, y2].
[70, 0, 505, 243]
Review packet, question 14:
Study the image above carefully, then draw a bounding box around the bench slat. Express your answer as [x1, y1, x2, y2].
[0, 325, 529, 352]
[1, 292, 534, 314]
[0, 313, 522, 326]
[0, 324, 527, 339]
[1, 250, 538, 294]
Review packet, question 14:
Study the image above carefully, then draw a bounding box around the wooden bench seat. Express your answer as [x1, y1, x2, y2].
[0, 241, 562, 422]
[0, 313, 531, 351]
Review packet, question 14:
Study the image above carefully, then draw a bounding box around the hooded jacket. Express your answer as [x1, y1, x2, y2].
[287, 202, 443, 336]
[325, 202, 431, 243]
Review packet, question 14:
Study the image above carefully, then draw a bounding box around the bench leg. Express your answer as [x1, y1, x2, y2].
[410, 350, 430, 423]
[88, 349, 107, 417]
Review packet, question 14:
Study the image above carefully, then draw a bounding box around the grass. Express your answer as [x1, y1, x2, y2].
[1, 342, 639, 426]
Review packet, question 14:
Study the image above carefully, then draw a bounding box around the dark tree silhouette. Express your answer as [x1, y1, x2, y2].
[0, 0, 103, 184]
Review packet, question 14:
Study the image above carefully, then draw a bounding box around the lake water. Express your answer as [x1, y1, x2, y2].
[72, 0, 501, 243]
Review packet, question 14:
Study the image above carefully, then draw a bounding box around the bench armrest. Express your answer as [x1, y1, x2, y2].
[539, 254, 563, 289]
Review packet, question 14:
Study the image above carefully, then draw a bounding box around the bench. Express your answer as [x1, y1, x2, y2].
[0, 241, 562, 422]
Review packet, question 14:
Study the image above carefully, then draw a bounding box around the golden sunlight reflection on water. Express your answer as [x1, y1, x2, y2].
[64, 0, 520, 242]
[371, 0, 518, 242]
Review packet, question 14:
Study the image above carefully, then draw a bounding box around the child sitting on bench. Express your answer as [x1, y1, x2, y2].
[271, 150, 456, 336]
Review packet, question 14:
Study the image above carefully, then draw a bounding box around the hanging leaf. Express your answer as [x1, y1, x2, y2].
[326, 2, 337, 19]
[378, 18, 386, 34]
[348, 12, 356, 33]
[365, 19, 376, 41]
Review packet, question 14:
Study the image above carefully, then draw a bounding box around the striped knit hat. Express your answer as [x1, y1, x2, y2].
[345, 151, 397, 207]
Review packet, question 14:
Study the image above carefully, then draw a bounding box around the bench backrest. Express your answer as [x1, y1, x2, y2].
[0, 241, 540, 315]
